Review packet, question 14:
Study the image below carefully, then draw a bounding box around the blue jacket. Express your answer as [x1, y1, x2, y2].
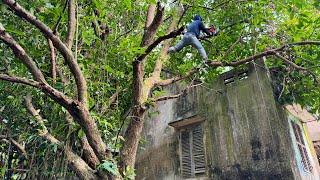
[186, 15, 211, 38]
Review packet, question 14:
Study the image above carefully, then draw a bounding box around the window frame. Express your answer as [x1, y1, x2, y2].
[291, 121, 313, 172]
[179, 123, 206, 179]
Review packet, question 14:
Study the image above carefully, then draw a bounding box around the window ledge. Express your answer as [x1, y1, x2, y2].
[168, 115, 205, 129]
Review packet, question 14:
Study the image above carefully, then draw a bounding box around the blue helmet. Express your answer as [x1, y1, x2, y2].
[193, 15, 202, 21]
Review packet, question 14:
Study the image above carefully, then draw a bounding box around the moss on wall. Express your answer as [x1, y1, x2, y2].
[136, 61, 300, 180]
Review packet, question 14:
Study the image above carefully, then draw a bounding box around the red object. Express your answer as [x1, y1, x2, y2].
[208, 26, 216, 33]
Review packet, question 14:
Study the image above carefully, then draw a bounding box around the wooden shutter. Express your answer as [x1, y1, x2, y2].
[291, 121, 313, 172]
[181, 130, 192, 178]
[192, 125, 206, 174]
[180, 124, 206, 178]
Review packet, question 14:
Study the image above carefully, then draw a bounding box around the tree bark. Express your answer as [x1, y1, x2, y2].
[24, 95, 100, 179]
[65, 0, 76, 50]
[119, 105, 146, 171]
[3, 0, 88, 105]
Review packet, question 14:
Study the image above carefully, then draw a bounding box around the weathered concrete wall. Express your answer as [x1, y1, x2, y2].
[199, 62, 297, 179]
[135, 82, 201, 180]
[135, 61, 318, 180]
[135, 84, 180, 180]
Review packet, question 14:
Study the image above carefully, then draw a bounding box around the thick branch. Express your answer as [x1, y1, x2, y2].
[158, 41, 320, 87]
[24, 95, 98, 179]
[2, 1, 107, 160]
[151, 9, 183, 80]
[0, 74, 75, 114]
[80, 136, 100, 168]
[3, 0, 88, 105]
[1, 73, 108, 162]
[208, 41, 320, 67]
[141, 2, 164, 46]
[120, 7, 183, 172]
[145, 4, 156, 28]
[136, 26, 184, 62]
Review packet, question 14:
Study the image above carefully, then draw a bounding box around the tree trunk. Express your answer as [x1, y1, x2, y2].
[64, 146, 100, 179]
[119, 60, 147, 171]
[119, 106, 146, 171]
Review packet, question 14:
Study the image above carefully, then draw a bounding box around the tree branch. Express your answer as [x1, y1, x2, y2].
[0, 25, 45, 82]
[141, 2, 164, 47]
[0, 74, 77, 119]
[52, 0, 69, 33]
[24, 94, 98, 179]
[273, 53, 306, 70]
[154, 82, 202, 102]
[155, 69, 196, 86]
[136, 26, 184, 62]
[0, 136, 28, 159]
[65, 0, 76, 49]
[207, 41, 320, 67]
[3, 0, 88, 105]
[47, 39, 57, 84]
[185, 0, 249, 11]
[157, 41, 320, 87]
[0, 74, 41, 88]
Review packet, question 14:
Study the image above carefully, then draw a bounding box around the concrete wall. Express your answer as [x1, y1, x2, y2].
[135, 84, 181, 180]
[199, 62, 297, 179]
[135, 61, 319, 180]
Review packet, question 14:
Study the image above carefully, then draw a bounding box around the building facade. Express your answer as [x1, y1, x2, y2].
[135, 61, 320, 180]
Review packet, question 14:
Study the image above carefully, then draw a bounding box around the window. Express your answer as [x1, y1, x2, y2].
[223, 70, 249, 86]
[313, 141, 320, 165]
[291, 121, 313, 172]
[180, 124, 206, 178]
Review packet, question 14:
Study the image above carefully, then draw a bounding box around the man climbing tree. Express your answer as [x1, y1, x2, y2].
[168, 15, 217, 64]
[0, 0, 319, 179]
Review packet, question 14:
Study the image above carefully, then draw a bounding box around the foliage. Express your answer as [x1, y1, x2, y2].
[98, 160, 120, 176]
[0, 0, 319, 178]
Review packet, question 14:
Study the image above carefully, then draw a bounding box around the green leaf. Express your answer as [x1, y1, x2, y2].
[78, 129, 85, 138]
[123, 166, 136, 180]
[98, 160, 120, 176]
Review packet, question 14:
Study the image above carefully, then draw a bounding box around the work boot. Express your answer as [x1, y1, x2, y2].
[168, 47, 175, 53]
